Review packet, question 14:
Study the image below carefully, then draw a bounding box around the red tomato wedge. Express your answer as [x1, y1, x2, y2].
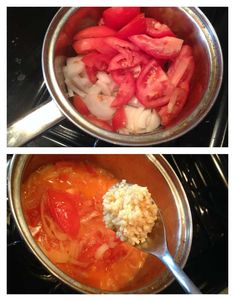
[82, 52, 111, 83]
[158, 87, 188, 126]
[129, 34, 183, 60]
[112, 107, 127, 131]
[103, 7, 141, 30]
[73, 37, 117, 55]
[111, 69, 129, 85]
[73, 95, 90, 115]
[86, 115, 113, 131]
[111, 72, 135, 107]
[167, 45, 194, 87]
[47, 189, 80, 238]
[117, 14, 147, 40]
[136, 60, 173, 108]
[73, 25, 117, 40]
[146, 18, 175, 38]
[105, 36, 139, 54]
[85, 65, 97, 84]
[108, 50, 149, 71]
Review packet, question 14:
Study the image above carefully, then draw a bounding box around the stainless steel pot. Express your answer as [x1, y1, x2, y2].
[8, 154, 193, 293]
[7, 7, 223, 146]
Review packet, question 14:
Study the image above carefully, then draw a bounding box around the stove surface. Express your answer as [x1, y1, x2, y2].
[7, 7, 228, 147]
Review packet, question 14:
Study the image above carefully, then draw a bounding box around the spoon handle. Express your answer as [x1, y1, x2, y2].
[160, 250, 201, 294]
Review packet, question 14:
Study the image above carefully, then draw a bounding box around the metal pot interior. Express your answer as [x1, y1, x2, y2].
[42, 7, 223, 145]
[8, 154, 192, 293]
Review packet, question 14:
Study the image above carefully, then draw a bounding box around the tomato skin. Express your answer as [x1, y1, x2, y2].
[167, 45, 194, 87]
[86, 115, 113, 131]
[73, 95, 90, 115]
[108, 50, 149, 71]
[111, 72, 135, 107]
[82, 51, 111, 69]
[112, 107, 127, 131]
[103, 7, 141, 30]
[111, 69, 129, 84]
[129, 34, 183, 60]
[105, 36, 139, 54]
[47, 189, 80, 238]
[158, 87, 188, 126]
[73, 38, 117, 55]
[117, 14, 147, 40]
[146, 18, 175, 38]
[73, 25, 117, 40]
[82, 51, 111, 83]
[136, 59, 173, 108]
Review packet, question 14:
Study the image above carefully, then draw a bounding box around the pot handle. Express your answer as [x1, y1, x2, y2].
[7, 100, 65, 147]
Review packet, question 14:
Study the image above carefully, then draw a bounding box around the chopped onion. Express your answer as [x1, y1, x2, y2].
[80, 211, 100, 223]
[120, 106, 161, 134]
[83, 94, 116, 121]
[95, 243, 109, 260]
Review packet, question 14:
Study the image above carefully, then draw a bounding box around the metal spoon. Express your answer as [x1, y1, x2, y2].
[138, 210, 201, 294]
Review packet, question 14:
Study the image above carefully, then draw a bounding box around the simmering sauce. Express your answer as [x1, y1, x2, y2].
[22, 160, 153, 291]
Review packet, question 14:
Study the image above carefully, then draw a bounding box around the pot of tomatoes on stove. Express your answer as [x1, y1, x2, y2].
[7, 7, 223, 146]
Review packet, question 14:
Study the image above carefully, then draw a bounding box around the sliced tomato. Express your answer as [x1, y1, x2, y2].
[86, 115, 113, 131]
[179, 57, 195, 85]
[73, 25, 117, 40]
[117, 14, 146, 40]
[85, 65, 97, 84]
[105, 36, 139, 54]
[73, 37, 117, 55]
[82, 51, 111, 70]
[77, 238, 102, 267]
[111, 65, 142, 84]
[167, 45, 194, 87]
[108, 50, 149, 71]
[82, 51, 111, 83]
[111, 69, 129, 84]
[73, 95, 90, 115]
[129, 34, 183, 60]
[47, 189, 80, 238]
[158, 87, 188, 126]
[146, 18, 175, 38]
[102, 7, 141, 30]
[112, 107, 127, 131]
[111, 72, 135, 107]
[98, 17, 105, 26]
[103, 243, 128, 264]
[136, 59, 173, 108]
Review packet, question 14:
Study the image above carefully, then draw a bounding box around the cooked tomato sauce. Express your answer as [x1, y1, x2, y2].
[22, 160, 155, 291]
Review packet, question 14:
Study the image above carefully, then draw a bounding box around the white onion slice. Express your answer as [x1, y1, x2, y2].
[95, 243, 110, 260]
[120, 106, 161, 134]
[83, 94, 116, 121]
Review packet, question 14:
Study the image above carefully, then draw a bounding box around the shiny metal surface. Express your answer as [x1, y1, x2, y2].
[8, 154, 192, 293]
[7, 100, 64, 147]
[140, 211, 200, 293]
[7, 7, 223, 146]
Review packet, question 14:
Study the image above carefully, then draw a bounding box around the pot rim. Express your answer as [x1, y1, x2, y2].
[42, 7, 223, 146]
[8, 154, 193, 293]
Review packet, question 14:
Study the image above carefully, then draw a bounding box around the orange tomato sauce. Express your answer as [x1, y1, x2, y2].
[21, 161, 151, 291]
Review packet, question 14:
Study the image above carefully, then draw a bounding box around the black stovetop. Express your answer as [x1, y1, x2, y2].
[7, 155, 228, 294]
[7, 7, 228, 147]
